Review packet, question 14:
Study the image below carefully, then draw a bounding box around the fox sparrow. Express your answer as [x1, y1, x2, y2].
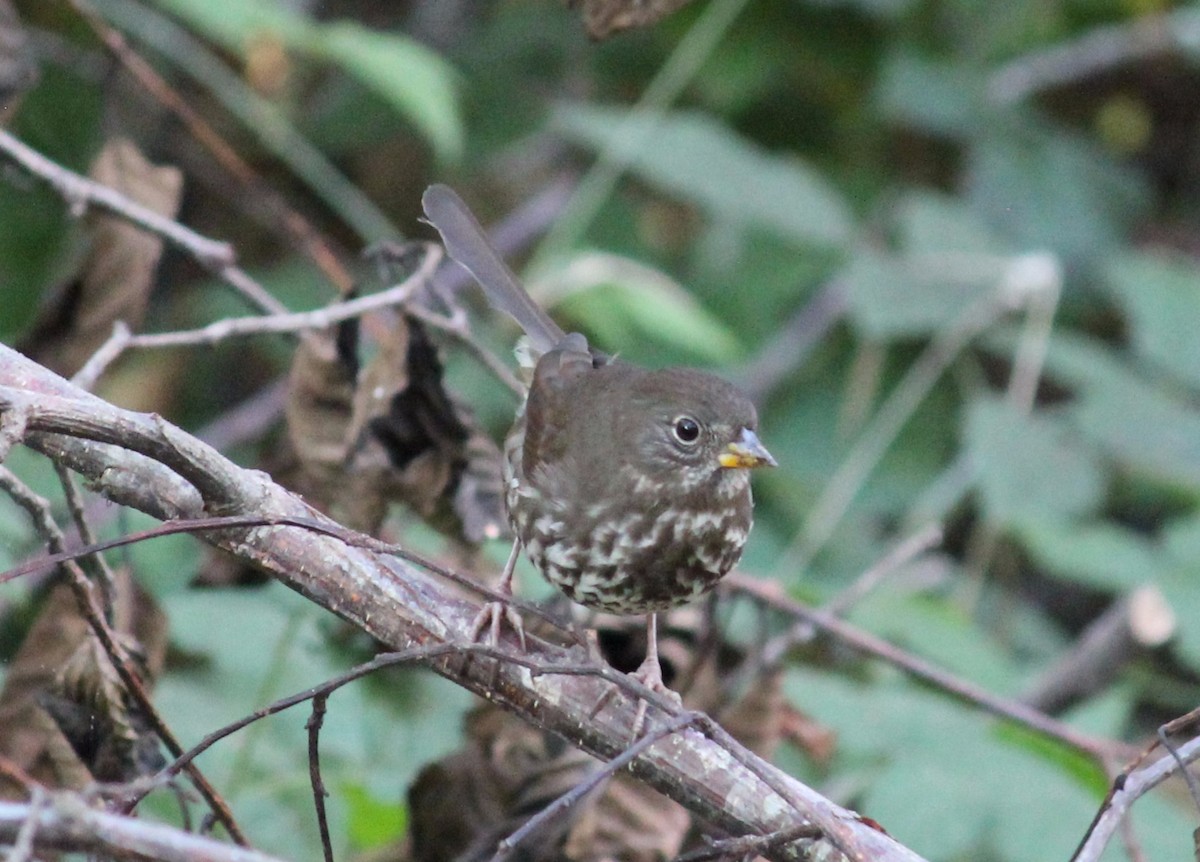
[422, 184, 775, 702]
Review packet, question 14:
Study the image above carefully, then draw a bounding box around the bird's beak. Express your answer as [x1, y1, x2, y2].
[718, 428, 777, 469]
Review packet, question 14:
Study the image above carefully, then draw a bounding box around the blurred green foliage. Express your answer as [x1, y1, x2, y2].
[4, 0, 1200, 859]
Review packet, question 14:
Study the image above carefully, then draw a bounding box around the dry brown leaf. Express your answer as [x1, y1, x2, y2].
[283, 313, 505, 542]
[0, 571, 167, 797]
[19, 138, 183, 376]
[0, 583, 93, 796]
[283, 324, 359, 507]
[403, 609, 794, 862]
[563, 772, 691, 862]
[39, 627, 166, 783]
[566, 0, 698, 39]
[408, 702, 600, 862]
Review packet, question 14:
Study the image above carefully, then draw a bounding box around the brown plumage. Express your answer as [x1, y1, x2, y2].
[422, 184, 774, 703]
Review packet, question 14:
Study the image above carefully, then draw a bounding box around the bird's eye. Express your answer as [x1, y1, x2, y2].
[672, 416, 701, 445]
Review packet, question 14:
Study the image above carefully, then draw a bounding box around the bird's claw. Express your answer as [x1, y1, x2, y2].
[469, 600, 527, 651]
[628, 654, 682, 739]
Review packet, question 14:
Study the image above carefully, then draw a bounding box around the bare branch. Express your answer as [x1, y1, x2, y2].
[70, 244, 442, 389]
[306, 694, 334, 862]
[0, 342, 928, 862]
[0, 465, 248, 844]
[989, 9, 1200, 105]
[0, 795, 288, 862]
[1072, 726, 1200, 862]
[725, 572, 1128, 763]
[0, 128, 285, 315]
[492, 711, 703, 860]
[753, 523, 945, 674]
[5, 786, 45, 862]
[68, 0, 358, 293]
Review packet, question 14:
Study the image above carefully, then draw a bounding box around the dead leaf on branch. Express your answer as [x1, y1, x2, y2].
[0, 571, 167, 798]
[19, 137, 183, 377]
[283, 310, 506, 543]
[398, 610, 801, 862]
[567, 0, 698, 39]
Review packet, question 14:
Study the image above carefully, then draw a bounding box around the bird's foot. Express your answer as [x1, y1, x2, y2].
[468, 540, 526, 650]
[628, 652, 682, 739]
[469, 600, 527, 651]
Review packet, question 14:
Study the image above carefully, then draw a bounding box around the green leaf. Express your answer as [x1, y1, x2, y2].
[1159, 569, 1200, 668]
[850, 592, 1023, 691]
[895, 191, 1006, 255]
[965, 397, 1104, 525]
[305, 23, 462, 164]
[342, 783, 406, 849]
[841, 249, 998, 338]
[1162, 514, 1200, 562]
[1024, 333, 1200, 495]
[876, 50, 983, 137]
[156, 585, 467, 857]
[146, 0, 310, 52]
[1102, 252, 1200, 390]
[966, 124, 1150, 263]
[554, 106, 853, 248]
[783, 668, 1116, 861]
[1157, 517, 1200, 667]
[147, 0, 461, 161]
[124, 511, 205, 597]
[1075, 379, 1200, 496]
[1012, 519, 1161, 592]
[542, 251, 744, 364]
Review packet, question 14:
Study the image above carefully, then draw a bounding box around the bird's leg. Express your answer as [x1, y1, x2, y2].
[633, 613, 667, 690]
[469, 539, 527, 650]
[628, 613, 682, 737]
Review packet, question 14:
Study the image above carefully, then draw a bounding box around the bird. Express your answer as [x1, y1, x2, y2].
[421, 184, 775, 714]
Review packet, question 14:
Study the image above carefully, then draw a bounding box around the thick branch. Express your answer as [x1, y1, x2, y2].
[0, 796, 286, 862]
[0, 343, 927, 862]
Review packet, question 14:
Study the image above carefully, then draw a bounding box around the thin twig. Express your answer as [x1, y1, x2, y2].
[0, 127, 285, 315]
[674, 824, 822, 862]
[0, 129, 228, 265]
[725, 572, 1126, 763]
[132, 246, 439, 346]
[960, 254, 1062, 599]
[0, 795, 288, 862]
[1004, 254, 1061, 414]
[407, 304, 525, 395]
[778, 252, 1052, 575]
[0, 467, 249, 845]
[1071, 728, 1200, 862]
[757, 523, 944, 672]
[70, 322, 133, 392]
[307, 694, 334, 862]
[53, 462, 118, 617]
[822, 522, 944, 618]
[69, 245, 441, 389]
[491, 711, 704, 861]
[130, 641, 682, 818]
[0, 342, 935, 862]
[0, 513, 578, 646]
[6, 786, 46, 862]
[988, 8, 1200, 105]
[68, 0, 358, 293]
[532, 0, 752, 267]
[1157, 725, 1200, 815]
[735, 279, 849, 403]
